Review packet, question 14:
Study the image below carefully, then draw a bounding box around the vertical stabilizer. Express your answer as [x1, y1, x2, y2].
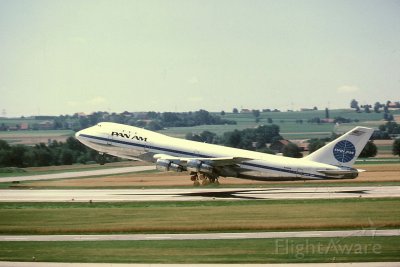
[305, 126, 374, 167]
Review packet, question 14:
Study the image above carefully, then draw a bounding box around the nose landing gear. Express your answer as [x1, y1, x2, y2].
[97, 153, 107, 165]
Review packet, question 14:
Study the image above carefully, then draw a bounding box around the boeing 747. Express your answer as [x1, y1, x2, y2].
[75, 122, 373, 185]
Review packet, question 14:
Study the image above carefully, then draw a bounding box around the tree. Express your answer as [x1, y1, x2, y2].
[147, 121, 163, 131]
[9, 145, 29, 167]
[325, 108, 330, 119]
[386, 122, 400, 134]
[0, 140, 10, 150]
[252, 109, 260, 119]
[232, 108, 239, 114]
[308, 139, 325, 153]
[362, 105, 371, 113]
[220, 111, 225, 116]
[257, 147, 275, 155]
[359, 141, 377, 158]
[350, 99, 360, 112]
[374, 102, 382, 113]
[384, 112, 389, 121]
[283, 143, 303, 158]
[383, 104, 389, 113]
[60, 149, 74, 165]
[223, 130, 242, 148]
[393, 139, 400, 157]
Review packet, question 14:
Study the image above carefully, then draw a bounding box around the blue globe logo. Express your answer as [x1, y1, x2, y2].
[333, 140, 356, 163]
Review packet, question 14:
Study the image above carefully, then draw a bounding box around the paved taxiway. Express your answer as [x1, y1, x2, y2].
[0, 166, 155, 183]
[0, 186, 399, 202]
[1, 229, 399, 242]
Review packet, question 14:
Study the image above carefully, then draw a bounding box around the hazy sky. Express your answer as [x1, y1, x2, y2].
[1, 0, 399, 116]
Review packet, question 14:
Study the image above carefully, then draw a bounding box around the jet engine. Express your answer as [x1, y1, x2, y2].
[186, 160, 213, 174]
[156, 159, 183, 172]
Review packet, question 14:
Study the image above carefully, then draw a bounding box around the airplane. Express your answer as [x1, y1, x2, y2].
[75, 122, 374, 185]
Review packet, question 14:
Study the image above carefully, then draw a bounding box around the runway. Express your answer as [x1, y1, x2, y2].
[0, 186, 399, 202]
[0, 166, 155, 183]
[0, 229, 399, 242]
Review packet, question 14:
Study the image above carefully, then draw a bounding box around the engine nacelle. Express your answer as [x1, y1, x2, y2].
[169, 163, 183, 172]
[186, 160, 213, 174]
[156, 159, 183, 172]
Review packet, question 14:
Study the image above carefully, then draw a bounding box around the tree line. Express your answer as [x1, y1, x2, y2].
[350, 99, 398, 121]
[69, 110, 236, 131]
[0, 110, 236, 132]
[0, 138, 116, 168]
[186, 124, 281, 153]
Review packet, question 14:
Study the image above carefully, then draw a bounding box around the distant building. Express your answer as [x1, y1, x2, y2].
[38, 121, 54, 130]
[321, 118, 335, 123]
[77, 112, 87, 117]
[240, 109, 252, 113]
[388, 102, 400, 109]
[19, 123, 29, 130]
[269, 139, 291, 153]
[291, 140, 309, 152]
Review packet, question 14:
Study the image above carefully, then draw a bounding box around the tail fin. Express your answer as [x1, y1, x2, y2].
[305, 126, 374, 167]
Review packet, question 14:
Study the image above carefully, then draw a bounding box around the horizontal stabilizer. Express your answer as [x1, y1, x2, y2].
[317, 167, 360, 179]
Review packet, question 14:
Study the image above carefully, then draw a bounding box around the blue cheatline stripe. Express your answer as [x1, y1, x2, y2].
[78, 134, 326, 179]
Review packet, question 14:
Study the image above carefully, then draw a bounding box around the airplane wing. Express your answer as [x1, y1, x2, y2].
[153, 153, 251, 167]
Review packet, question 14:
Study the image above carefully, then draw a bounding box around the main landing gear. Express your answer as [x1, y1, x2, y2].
[190, 172, 220, 186]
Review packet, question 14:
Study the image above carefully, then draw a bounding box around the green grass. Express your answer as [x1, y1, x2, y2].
[0, 237, 399, 263]
[355, 159, 400, 165]
[0, 198, 399, 234]
[160, 120, 335, 139]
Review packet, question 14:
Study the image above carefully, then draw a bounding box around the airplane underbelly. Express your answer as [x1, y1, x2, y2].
[237, 163, 296, 178]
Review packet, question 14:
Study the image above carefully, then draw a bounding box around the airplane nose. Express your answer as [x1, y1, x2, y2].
[75, 130, 82, 139]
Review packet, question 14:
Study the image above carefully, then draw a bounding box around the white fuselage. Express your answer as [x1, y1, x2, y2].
[75, 122, 358, 181]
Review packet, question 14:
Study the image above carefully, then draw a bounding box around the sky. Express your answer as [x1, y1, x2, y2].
[0, 0, 399, 117]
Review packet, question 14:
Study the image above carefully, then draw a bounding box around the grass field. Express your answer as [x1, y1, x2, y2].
[161, 109, 400, 139]
[0, 130, 74, 145]
[0, 198, 399, 234]
[0, 236, 399, 263]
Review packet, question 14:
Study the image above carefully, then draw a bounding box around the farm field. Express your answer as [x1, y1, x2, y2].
[161, 109, 400, 139]
[0, 130, 74, 145]
[1, 109, 399, 143]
